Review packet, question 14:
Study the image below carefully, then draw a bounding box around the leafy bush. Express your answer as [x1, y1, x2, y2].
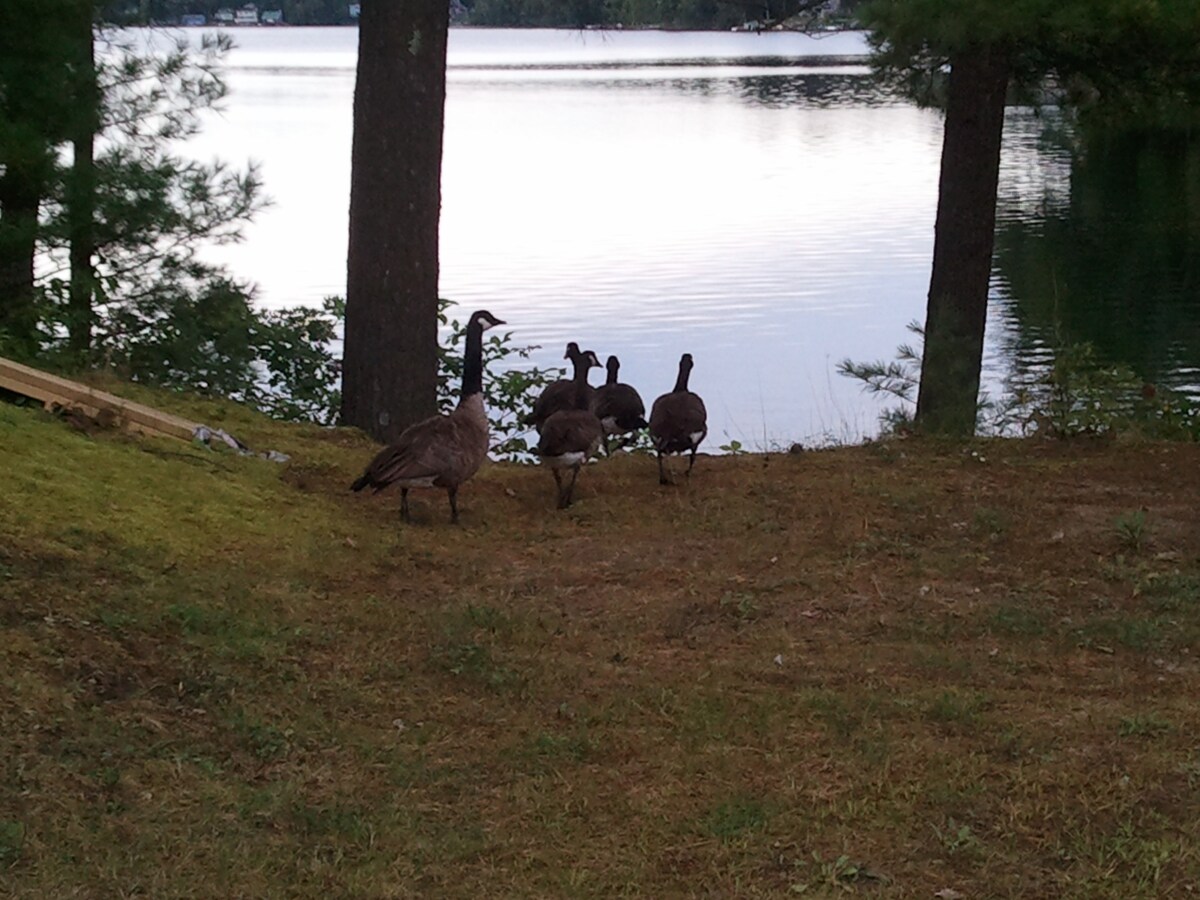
[1005, 342, 1200, 440]
[841, 325, 1200, 441]
[68, 271, 344, 425]
[69, 289, 559, 457]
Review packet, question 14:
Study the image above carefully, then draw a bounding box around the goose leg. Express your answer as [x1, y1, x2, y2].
[686, 446, 698, 477]
[552, 468, 565, 508]
[562, 465, 581, 508]
[447, 486, 459, 525]
[657, 451, 671, 486]
[400, 488, 411, 522]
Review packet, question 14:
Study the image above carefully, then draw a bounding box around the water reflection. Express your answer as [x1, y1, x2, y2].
[993, 124, 1200, 397]
[683, 71, 903, 108]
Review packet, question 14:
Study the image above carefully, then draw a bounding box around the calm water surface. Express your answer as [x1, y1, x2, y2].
[165, 27, 1198, 444]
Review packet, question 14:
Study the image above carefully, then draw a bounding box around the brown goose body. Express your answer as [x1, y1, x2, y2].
[649, 353, 707, 485]
[350, 310, 504, 523]
[537, 347, 603, 508]
[352, 394, 489, 491]
[591, 355, 647, 449]
[524, 341, 595, 433]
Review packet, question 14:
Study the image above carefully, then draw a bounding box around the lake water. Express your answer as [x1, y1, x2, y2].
[162, 26, 1199, 445]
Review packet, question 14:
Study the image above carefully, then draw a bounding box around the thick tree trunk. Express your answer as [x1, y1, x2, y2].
[0, 163, 44, 355]
[915, 46, 1011, 436]
[67, 3, 98, 360]
[341, 0, 450, 443]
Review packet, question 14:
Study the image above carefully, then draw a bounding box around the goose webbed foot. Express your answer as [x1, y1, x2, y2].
[448, 487, 459, 525]
[400, 488, 411, 523]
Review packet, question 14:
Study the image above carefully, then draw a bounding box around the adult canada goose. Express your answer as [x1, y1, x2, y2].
[536, 346, 604, 509]
[591, 355, 648, 454]
[350, 309, 505, 524]
[523, 341, 596, 433]
[649, 352, 708, 485]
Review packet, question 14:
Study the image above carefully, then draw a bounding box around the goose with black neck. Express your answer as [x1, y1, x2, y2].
[350, 309, 505, 524]
[536, 345, 604, 509]
[649, 352, 708, 486]
[591, 354, 648, 454]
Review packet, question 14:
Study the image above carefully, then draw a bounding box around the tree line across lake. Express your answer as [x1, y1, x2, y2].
[101, 0, 866, 30]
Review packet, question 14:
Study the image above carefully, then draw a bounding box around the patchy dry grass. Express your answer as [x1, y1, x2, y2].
[2, 388, 1200, 898]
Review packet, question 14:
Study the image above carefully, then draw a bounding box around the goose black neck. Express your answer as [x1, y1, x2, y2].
[605, 360, 619, 386]
[571, 354, 591, 409]
[673, 363, 691, 393]
[461, 319, 484, 400]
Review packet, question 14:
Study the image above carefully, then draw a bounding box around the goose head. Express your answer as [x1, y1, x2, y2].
[469, 310, 505, 331]
[605, 355, 621, 382]
[673, 353, 695, 392]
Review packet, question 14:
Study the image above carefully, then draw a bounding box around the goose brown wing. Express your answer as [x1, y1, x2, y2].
[527, 380, 598, 429]
[649, 391, 708, 450]
[538, 410, 603, 457]
[358, 414, 462, 489]
[524, 380, 570, 427]
[593, 383, 646, 425]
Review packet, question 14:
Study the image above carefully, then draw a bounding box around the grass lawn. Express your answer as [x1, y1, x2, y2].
[2, 386, 1199, 897]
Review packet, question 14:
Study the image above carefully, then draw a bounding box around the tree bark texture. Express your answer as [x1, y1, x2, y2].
[67, 1, 98, 359]
[0, 162, 45, 355]
[915, 46, 1011, 436]
[0, 0, 77, 356]
[341, 0, 450, 443]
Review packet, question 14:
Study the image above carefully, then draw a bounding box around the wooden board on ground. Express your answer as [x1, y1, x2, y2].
[0, 356, 200, 442]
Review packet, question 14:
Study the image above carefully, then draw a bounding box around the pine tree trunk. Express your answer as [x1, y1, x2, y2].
[67, 2, 98, 360]
[341, 0, 450, 443]
[0, 163, 44, 355]
[915, 46, 1011, 436]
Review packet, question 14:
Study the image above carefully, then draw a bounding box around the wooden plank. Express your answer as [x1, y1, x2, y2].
[0, 356, 200, 442]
